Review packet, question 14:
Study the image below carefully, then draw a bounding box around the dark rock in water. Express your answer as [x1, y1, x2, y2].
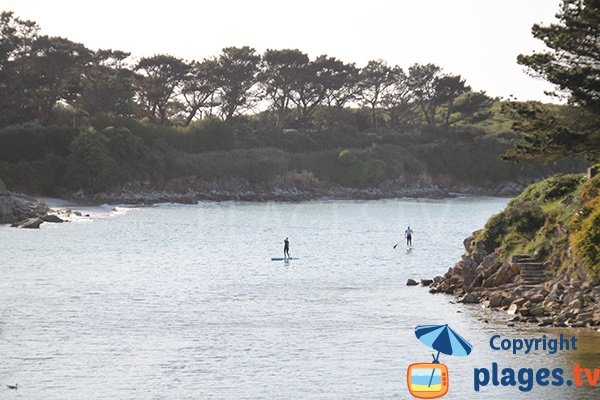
[16, 217, 44, 229]
[42, 214, 64, 223]
[459, 293, 480, 304]
[488, 294, 504, 308]
[420, 279, 433, 286]
[0, 185, 49, 225]
[73, 211, 82, 216]
[406, 279, 418, 286]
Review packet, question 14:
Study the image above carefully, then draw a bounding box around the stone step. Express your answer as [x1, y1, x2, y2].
[520, 265, 546, 270]
[512, 255, 535, 263]
[515, 258, 548, 287]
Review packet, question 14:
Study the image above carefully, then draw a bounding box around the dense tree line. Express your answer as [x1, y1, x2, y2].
[0, 5, 592, 197]
[0, 11, 492, 131]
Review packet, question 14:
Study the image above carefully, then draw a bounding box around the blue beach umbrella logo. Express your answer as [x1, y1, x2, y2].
[407, 324, 473, 399]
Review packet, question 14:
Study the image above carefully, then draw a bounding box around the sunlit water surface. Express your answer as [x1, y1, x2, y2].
[1, 198, 599, 399]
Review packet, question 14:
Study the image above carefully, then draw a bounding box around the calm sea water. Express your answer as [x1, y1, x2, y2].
[1, 198, 599, 399]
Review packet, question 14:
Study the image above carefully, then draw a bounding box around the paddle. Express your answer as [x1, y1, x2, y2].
[393, 243, 399, 249]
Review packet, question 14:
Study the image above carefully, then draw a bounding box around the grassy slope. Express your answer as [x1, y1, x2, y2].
[475, 170, 600, 273]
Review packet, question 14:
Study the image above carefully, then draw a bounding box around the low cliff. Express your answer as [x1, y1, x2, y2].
[429, 172, 600, 328]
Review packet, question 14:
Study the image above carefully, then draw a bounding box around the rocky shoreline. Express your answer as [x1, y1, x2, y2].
[0, 179, 49, 227]
[420, 230, 600, 329]
[0, 178, 93, 228]
[66, 178, 526, 205]
[3, 176, 527, 227]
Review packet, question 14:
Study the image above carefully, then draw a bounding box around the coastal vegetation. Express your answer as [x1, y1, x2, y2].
[0, 11, 585, 198]
[425, 0, 600, 329]
[481, 0, 600, 272]
[477, 173, 600, 270]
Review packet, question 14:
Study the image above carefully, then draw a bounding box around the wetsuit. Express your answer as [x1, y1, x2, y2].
[284, 239, 290, 258]
[405, 228, 413, 247]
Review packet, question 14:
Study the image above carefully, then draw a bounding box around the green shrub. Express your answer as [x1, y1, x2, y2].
[67, 129, 121, 192]
[0, 125, 78, 163]
[514, 174, 583, 203]
[572, 207, 600, 272]
[578, 172, 600, 203]
[478, 200, 545, 251]
[180, 119, 236, 152]
[338, 149, 358, 165]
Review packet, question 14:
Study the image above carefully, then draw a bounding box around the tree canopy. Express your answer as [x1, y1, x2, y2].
[0, 11, 493, 132]
[506, 0, 600, 162]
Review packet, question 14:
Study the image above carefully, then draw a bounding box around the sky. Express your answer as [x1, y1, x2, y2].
[1, 0, 562, 102]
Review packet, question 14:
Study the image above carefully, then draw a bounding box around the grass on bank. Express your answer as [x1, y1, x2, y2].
[476, 171, 600, 272]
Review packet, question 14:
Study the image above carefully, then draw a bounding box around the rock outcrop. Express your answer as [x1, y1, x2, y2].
[427, 229, 600, 328]
[0, 179, 49, 225]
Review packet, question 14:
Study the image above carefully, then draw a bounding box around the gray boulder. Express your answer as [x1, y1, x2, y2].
[0, 182, 49, 225]
[460, 293, 480, 304]
[42, 214, 64, 223]
[16, 217, 44, 229]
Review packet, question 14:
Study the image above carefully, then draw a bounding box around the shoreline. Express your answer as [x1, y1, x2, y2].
[64, 181, 523, 205]
[420, 231, 600, 330]
[2, 185, 514, 228]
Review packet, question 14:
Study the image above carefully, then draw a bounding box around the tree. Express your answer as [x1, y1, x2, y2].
[444, 91, 494, 127]
[21, 35, 92, 124]
[260, 48, 309, 128]
[0, 12, 40, 126]
[325, 62, 359, 109]
[292, 55, 355, 126]
[0, 13, 92, 125]
[506, 0, 600, 162]
[78, 49, 136, 116]
[382, 68, 415, 129]
[214, 46, 261, 120]
[357, 60, 397, 130]
[135, 54, 190, 125]
[517, 0, 600, 113]
[407, 63, 472, 128]
[503, 102, 600, 161]
[181, 59, 220, 125]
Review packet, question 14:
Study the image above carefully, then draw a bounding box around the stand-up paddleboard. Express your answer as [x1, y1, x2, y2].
[271, 257, 298, 261]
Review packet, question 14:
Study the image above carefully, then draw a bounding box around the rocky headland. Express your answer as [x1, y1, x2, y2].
[418, 172, 600, 329]
[428, 236, 600, 328]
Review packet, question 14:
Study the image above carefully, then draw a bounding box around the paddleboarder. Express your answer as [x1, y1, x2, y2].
[405, 226, 413, 247]
[284, 237, 290, 259]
